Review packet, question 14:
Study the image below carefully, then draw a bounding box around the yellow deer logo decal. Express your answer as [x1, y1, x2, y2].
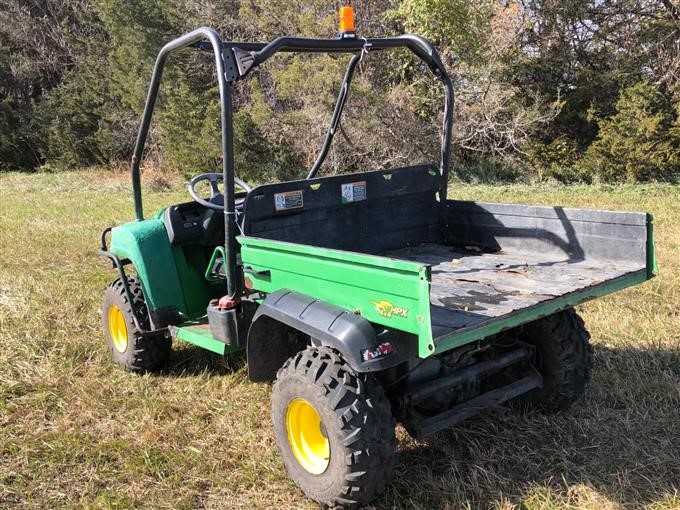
[371, 300, 409, 319]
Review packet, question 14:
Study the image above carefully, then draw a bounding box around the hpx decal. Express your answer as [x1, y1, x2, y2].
[370, 300, 409, 319]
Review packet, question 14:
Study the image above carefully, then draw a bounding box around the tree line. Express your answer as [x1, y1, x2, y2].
[1, 0, 679, 183]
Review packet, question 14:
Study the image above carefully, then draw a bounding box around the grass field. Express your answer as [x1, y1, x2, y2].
[1, 170, 679, 509]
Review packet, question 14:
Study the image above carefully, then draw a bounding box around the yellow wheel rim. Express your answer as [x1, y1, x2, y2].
[286, 398, 330, 474]
[108, 305, 128, 353]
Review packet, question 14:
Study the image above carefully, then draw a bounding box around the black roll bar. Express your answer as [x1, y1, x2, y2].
[130, 27, 454, 299]
[248, 35, 446, 68]
[130, 27, 240, 299]
[229, 33, 454, 200]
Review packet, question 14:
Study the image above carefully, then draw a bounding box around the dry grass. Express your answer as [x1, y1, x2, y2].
[1, 171, 678, 509]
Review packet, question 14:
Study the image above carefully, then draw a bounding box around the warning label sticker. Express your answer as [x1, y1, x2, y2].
[274, 190, 304, 211]
[341, 181, 367, 204]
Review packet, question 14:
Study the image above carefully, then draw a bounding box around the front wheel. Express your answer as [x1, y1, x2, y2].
[102, 277, 171, 373]
[271, 346, 396, 509]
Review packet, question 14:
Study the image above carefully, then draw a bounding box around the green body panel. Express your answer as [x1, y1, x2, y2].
[238, 234, 655, 359]
[109, 218, 224, 319]
[172, 243, 225, 317]
[238, 236, 436, 356]
[109, 219, 186, 313]
[171, 321, 242, 355]
[647, 213, 658, 278]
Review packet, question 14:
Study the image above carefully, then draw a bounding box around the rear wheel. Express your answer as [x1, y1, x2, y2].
[272, 346, 396, 509]
[102, 277, 171, 373]
[521, 308, 592, 412]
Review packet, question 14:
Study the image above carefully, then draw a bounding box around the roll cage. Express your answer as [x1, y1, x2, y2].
[130, 27, 454, 300]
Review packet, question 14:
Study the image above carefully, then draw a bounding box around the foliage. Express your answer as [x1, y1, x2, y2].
[33, 65, 109, 169]
[393, 1, 563, 164]
[0, 0, 678, 182]
[95, 0, 180, 114]
[515, 0, 680, 157]
[582, 82, 680, 183]
[524, 136, 588, 183]
[393, 0, 494, 64]
[0, 96, 38, 171]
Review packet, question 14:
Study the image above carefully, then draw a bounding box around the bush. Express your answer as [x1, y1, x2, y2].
[524, 136, 590, 183]
[35, 67, 111, 170]
[0, 98, 39, 171]
[581, 82, 680, 183]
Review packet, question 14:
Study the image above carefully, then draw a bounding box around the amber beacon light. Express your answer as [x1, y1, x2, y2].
[338, 5, 356, 37]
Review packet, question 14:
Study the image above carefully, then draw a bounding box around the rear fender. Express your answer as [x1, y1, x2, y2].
[247, 290, 418, 381]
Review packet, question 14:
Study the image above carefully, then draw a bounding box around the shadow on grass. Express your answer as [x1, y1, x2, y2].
[376, 345, 680, 509]
[163, 345, 247, 378]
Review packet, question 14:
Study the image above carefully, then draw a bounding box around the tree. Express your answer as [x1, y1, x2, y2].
[393, 0, 561, 172]
[516, 0, 680, 147]
[0, 0, 102, 169]
[583, 81, 680, 182]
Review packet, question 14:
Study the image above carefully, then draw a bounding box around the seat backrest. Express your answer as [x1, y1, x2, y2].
[241, 164, 441, 254]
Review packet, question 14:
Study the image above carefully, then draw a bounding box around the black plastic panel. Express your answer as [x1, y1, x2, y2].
[443, 200, 649, 264]
[163, 201, 224, 246]
[241, 165, 441, 254]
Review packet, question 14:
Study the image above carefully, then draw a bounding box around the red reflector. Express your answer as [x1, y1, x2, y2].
[217, 296, 241, 310]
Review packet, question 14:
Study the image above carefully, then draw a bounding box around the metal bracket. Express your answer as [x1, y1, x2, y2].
[205, 246, 227, 281]
[233, 48, 255, 77]
[223, 47, 255, 82]
[223, 48, 240, 81]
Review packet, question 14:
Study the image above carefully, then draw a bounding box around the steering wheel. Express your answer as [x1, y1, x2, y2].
[188, 173, 252, 211]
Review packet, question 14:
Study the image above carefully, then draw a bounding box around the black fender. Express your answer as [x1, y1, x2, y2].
[247, 289, 417, 381]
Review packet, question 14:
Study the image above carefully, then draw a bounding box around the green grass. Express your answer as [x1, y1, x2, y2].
[1, 170, 679, 509]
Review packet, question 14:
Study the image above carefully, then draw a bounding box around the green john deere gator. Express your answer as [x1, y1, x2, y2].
[98, 11, 657, 509]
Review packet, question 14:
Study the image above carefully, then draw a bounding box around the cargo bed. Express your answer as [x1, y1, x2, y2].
[387, 242, 647, 345]
[239, 165, 655, 357]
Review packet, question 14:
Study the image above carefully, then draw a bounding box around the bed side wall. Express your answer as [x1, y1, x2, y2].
[443, 201, 650, 267]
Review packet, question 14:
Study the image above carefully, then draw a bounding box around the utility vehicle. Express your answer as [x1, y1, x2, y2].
[99, 9, 657, 508]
